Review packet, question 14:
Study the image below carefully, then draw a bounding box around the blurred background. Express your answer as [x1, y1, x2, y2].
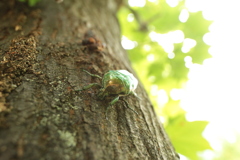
[118, 0, 240, 159]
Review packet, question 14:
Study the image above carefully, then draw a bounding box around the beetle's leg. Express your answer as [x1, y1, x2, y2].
[132, 92, 141, 100]
[109, 96, 120, 106]
[122, 99, 138, 115]
[97, 88, 109, 100]
[97, 89, 104, 99]
[83, 69, 102, 79]
[105, 96, 119, 120]
[75, 83, 101, 92]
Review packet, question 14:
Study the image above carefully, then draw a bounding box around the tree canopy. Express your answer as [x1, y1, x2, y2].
[117, 0, 212, 159]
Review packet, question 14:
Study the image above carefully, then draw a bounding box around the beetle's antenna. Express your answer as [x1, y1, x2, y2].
[83, 69, 102, 79]
[133, 92, 141, 100]
[75, 83, 101, 92]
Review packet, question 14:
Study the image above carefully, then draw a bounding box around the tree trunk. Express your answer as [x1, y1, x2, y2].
[0, 0, 179, 159]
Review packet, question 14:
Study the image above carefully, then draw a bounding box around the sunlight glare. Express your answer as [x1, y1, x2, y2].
[147, 54, 155, 62]
[149, 32, 173, 53]
[148, 0, 157, 2]
[159, 116, 166, 124]
[208, 46, 221, 57]
[162, 64, 171, 78]
[168, 52, 175, 59]
[170, 88, 183, 100]
[179, 9, 189, 23]
[143, 44, 151, 51]
[149, 30, 184, 53]
[203, 32, 213, 45]
[127, 13, 134, 22]
[121, 36, 137, 50]
[166, 0, 179, 7]
[150, 85, 158, 96]
[148, 75, 156, 82]
[157, 89, 169, 106]
[184, 56, 192, 68]
[181, 38, 196, 53]
[170, 30, 184, 43]
[185, 0, 203, 12]
[128, 0, 146, 7]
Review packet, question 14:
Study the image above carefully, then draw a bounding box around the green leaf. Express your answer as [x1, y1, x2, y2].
[182, 11, 212, 63]
[118, 1, 213, 159]
[165, 114, 212, 160]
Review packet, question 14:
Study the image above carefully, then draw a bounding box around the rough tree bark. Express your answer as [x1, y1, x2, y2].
[0, 0, 180, 159]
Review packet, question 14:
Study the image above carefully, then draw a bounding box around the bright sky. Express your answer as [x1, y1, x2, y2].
[178, 0, 240, 158]
[123, 0, 240, 159]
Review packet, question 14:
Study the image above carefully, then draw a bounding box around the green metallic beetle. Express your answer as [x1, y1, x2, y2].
[78, 70, 139, 119]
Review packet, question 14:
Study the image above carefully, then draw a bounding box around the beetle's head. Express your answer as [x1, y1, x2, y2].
[98, 79, 128, 99]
